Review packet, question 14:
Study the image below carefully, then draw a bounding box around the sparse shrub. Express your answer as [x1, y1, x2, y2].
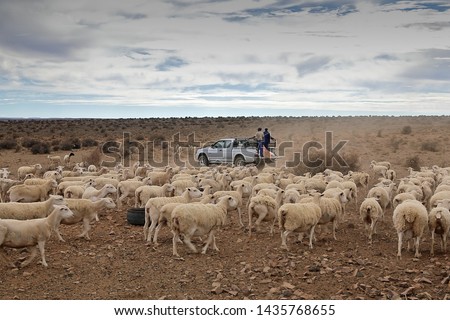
[61, 138, 81, 150]
[0, 139, 17, 150]
[421, 141, 439, 152]
[377, 130, 382, 138]
[405, 155, 421, 171]
[390, 136, 403, 152]
[82, 147, 102, 167]
[22, 138, 40, 148]
[82, 138, 98, 147]
[401, 125, 412, 134]
[136, 135, 145, 141]
[30, 142, 50, 154]
[292, 149, 360, 176]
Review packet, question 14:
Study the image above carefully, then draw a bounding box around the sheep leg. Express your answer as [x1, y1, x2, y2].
[201, 230, 217, 254]
[54, 225, 66, 242]
[281, 230, 290, 250]
[248, 207, 253, 237]
[78, 218, 92, 240]
[430, 230, 435, 256]
[254, 209, 268, 233]
[37, 240, 48, 267]
[237, 208, 244, 228]
[396, 231, 403, 259]
[308, 226, 316, 249]
[147, 216, 159, 243]
[442, 234, 447, 253]
[182, 235, 198, 253]
[414, 237, 421, 258]
[332, 219, 338, 241]
[172, 231, 181, 256]
[153, 220, 166, 244]
[20, 246, 38, 268]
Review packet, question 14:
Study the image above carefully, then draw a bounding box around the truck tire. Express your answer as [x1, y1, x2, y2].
[234, 155, 245, 166]
[198, 154, 209, 166]
[127, 208, 145, 226]
[255, 158, 265, 170]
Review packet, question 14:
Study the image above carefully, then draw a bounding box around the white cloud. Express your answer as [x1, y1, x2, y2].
[0, 0, 450, 117]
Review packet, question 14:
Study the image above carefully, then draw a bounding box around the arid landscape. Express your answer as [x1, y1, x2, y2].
[0, 116, 449, 300]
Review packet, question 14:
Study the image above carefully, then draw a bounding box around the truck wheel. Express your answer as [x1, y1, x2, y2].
[255, 158, 265, 170]
[198, 154, 209, 166]
[234, 155, 245, 166]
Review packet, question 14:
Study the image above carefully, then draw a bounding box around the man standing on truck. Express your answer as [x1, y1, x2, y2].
[251, 127, 264, 157]
[263, 128, 276, 153]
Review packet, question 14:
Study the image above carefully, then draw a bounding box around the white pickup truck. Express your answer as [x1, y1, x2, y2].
[195, 138, 276, 167]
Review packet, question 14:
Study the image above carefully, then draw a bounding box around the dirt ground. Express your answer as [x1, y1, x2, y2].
[0, 116, 449, 300]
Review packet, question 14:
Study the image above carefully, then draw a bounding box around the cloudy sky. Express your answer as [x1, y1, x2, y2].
[1, 0, 450, 118]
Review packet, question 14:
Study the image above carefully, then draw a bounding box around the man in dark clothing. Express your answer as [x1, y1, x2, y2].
[263, 128, 275, 152]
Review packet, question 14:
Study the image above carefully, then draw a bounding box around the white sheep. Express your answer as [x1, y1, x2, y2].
[0, 205, 74, 268]
[283, 188, 302, 204]
[429, 190, 450, 209]
[17, 164, 42, 180]
[213, 183, 250, 227]
[428, 205, 450, 256]
[171, 179, 197, 196]
[0, 168, 10, 179]
[0, 178, 22, 202]
[56, 198, 116, 241]
[47, 155, 61, 168]
[82, 183, 117, 201]
[367, 186, 390, 213]
[8, 179, 57, 203]
[64, 181, 96, 199]
[370, 163, 388, 179]
[153, 195, 215, 245]
[171, 195, 238, 256]
[134, 183, 175, 208]
[347, 171, 369, 189]
[393, 192, 416, 209]
[147, 167, 173, 186]
[144, 187, 203, 243]
[0, 195, 66, 220]
[392, 199, 428, 259]
[371, 160, 391, 169]
[248, 189, 284, 236]
[116, 178, 152, 208]
[277, 202, 322, 250]
[359, 197, 384, 243]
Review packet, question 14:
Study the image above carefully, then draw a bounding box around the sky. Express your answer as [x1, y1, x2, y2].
[1, 0, 450, 118]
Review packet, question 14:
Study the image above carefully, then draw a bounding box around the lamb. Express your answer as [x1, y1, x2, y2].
[8, 179, 57, 203]
[171, 196, 238, 256]
[116, 178, 152, 208]
[277, 202, 322, 250]
[47, 155, 61, 168]
[428, 206, 450, 256]
[144, 187, 203, 243]
[248, 189, 284, 236]
[134, 183, 175, 208]
[392, 199, 428, 259]
[0, 205, 74, 268]
[17, 164, 42, 180]
[0, 195, 67, 219]
[213, 183, 251, 227]
[147, 167, 173, 186]
[369, 163, 388, 179]
[386, 169, 397, 181]
[56, 198, 116, 241]
[359, 197, 384, 243]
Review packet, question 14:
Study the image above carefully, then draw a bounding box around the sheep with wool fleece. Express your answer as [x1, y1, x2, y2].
[92, 177, 120, 188]
[359, 197, 384, 243]
[299, 193, 343, 241]
[370, 163, 388, 179]
[116, 177, 152, 208]
[171, 179, 197, 196]
[251, 183, 279, 197]
[392, 199, 428, 259]
[152, 194, 215, 245]
[146, 167, 173, 186]
[0, 205, 73, 268]
[428, 205, 450, 256]
[371, 160, 391, 169]
[277, 202, 322, 250]
[82, 183, 117, 201]
[0, 168, 10, 179]
[42, 170, 63, 181]
[64, 181, 96, 199]
[0, 178, 22, 203]
[143, 187, 203, 243]
[346, 171, 369, 189]
[56, 198, 116, 241]
[63, 152, 75, 166]
[367, 186, 390, 213]
[304, 178, 327, 193]
[247, 189, 284, 236]
[429, 190, 450, 209]
[8, 179, 57, 203]
[213, 183, 251, 227]
[134, 183, 175, 208]
[17, 164, 42, 180]
[0, 195, 66, 219]
[393, 192, 417, 209]
[171, 195, 238, 256]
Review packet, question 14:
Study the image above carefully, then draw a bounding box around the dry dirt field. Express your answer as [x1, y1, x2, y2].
[0, 116, 449, 300]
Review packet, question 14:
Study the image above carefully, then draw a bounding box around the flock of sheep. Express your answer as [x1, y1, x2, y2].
[0, 153, 449, 268]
